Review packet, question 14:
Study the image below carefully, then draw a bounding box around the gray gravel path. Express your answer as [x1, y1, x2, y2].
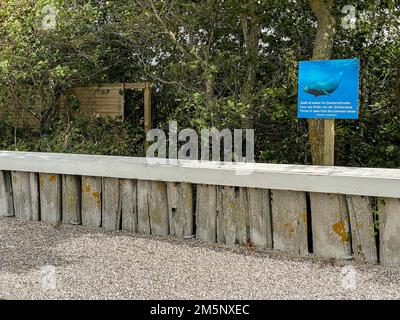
[1, 217, 400, 300]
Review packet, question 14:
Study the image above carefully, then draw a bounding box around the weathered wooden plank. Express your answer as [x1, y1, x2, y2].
[121, 179, 137, 232]
[379, 198, 400, 267]
[137, 180, 151, 234]
[62, 175, 81, 225]
[271, 190, 308, 255]
[196, 184, 217, 242]
[81, 176, 102, 228]
[247, 188, 272, 249]
[30, 173, 40, 221]
[39, 173, 61, 224]
[346, 195, 377, 264]
[0, 171, 8, 216]
[11, 171, 39, 221]
[167, 182, 194, 238]
[310, 193, 351, 258]
[216, 186, 248, 246]
[137, 180, 169, 236]
[10, 172, 23, 219]
[0, 171, 14, 217]
[102, 178, 121, 231]
[11, 171, 29, 220]
[148, 181, 169, 236]
[216, 187, 224, 244]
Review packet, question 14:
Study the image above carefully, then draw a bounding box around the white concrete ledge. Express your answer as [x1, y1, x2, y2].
[0, 151, 399, 198]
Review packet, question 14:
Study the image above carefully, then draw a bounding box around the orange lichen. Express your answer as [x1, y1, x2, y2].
[83, 183, 91, 193]
[284, 223, 294, 237]
[92, 191, 101, 206]
[49, 175, 57, 183]
[332, 221, 349, 243]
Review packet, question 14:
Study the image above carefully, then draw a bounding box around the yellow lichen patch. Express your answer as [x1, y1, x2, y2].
[92, 191, 101, 206]
[83, 183, 91, 193]
[156, 182, 164, 193]
[65, 195, 74, 209]
[185, 192, 192, 208]
[332, 221, 349, 243]
[151, 208, 161, 224]
[356, 223, 364, 229]
[39, 175, 44, 186]
[283, 223, 294, 237]
[235, 206, 246, 226]
[300, 212, 307, 224]
[49, 175, 57, 183]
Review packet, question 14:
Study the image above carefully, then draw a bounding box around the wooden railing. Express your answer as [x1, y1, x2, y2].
[1, 151, 399, 267]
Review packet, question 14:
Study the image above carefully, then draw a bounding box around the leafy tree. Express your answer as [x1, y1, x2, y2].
[0, 0, 399, 167]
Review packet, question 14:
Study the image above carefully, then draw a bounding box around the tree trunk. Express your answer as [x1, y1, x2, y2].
[397, 63, 400, 114]
[241, 3, 260, 129]
[308, 0, 336, 165]
[205, 67, 215, 125]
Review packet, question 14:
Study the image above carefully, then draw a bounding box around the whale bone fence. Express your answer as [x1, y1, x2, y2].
[0, 151, 400, 267]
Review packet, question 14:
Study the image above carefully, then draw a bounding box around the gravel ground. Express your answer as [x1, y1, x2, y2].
[1, 217, 400, 300]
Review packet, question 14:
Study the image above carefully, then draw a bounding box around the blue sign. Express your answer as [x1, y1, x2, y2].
[297, 59, 360, 119]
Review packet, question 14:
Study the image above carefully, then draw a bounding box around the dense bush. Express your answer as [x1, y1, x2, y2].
[0, 115, 145, 157]
[0, 1, 399, 168]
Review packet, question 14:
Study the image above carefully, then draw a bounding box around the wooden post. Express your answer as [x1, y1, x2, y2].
[137, 180, 169, 236]
[324, 119, 335, 166]
[144, 82, 152, 134]
[102, 177, 121, 231]
[137, 180, 151, 234]
[216, 186, 248, 246]
[271, 190, 308, 255]
[0, 171, 14, 217]
[11, 171, 39, 221]
[379, 198, 400, 267]
[196, 184, 217, 242]
[121, 179, 138, 233]
[62, 175, 81, 225]
[81, 176, 102, 228]
[39, 173, 62, 224]
[311, 192, 351, 258]
[167, 182, 194, 238]
[346, 195, 377, 264]
[247, 188, 272, 249]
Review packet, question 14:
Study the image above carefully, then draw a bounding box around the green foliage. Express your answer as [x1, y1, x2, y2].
[0, 0, 399, 167]
[0, 115, 145, 157]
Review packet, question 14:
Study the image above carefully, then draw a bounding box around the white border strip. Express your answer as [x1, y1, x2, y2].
[0, 151, 399, 198]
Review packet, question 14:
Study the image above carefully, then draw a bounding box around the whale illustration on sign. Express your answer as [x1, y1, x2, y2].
[303, 72, 344, 97]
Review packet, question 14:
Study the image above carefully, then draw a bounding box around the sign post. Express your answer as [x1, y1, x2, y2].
[298, 59, 360, 166]
[324, 119, 335, 166]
